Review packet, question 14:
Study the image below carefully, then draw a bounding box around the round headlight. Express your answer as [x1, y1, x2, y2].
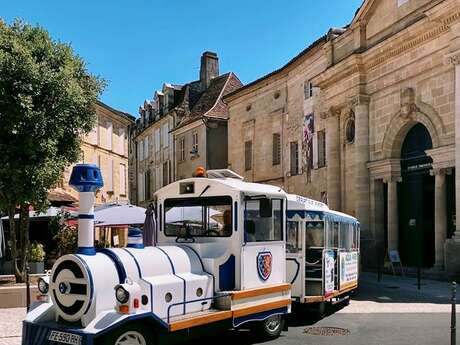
[38, 278, 49, 294]
[115, 286, 129, 304]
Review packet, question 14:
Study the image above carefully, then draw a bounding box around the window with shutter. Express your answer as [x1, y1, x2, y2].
[318, 130, 326, 168]
[107, 122, 113, 150]
[245, 141, 252, 171]
[179, 137, 185, 162]
[145, 170, 151, 200]
[107, 159, 114, 192]
[290, 142, 299, 175]
[144, 136, 149, 159]
[163, 161, 169, 187]
[272, 133, 281, 166]
[119, 164, 126, 196]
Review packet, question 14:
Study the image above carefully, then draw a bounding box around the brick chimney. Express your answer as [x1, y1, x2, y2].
[200, 51, 219, 90]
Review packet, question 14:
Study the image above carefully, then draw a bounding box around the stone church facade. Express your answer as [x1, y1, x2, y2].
[226, 0, 460, 274]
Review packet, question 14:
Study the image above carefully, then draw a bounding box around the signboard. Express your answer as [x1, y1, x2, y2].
[339, 251, 358, 290]
[388, 250, 401, 263]
[323, 250, 335, 296]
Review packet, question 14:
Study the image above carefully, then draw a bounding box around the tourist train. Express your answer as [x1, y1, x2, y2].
[23, 164, 358, 345]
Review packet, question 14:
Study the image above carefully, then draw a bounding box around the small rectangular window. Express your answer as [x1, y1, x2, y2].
[317, 130, 326, 168]
[290, 141, 299, 175]
[179, 137, 185, 162]
[192, 132, 198, 154]
[272, 133, 281, 166]
[244, 141, 252, 171]
[304, 81, 314, 99]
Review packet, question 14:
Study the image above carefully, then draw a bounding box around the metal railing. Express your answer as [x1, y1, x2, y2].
[166, 293, 232, 324]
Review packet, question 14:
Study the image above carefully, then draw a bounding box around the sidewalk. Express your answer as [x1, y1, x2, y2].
[338, 271, 456, 314]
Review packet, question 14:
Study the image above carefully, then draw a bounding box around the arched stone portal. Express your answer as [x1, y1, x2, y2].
[398, 123, 434, 267]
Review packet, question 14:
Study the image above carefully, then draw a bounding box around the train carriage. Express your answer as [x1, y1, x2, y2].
[285, 194, 360, 312]
[23, 166, 291, 345]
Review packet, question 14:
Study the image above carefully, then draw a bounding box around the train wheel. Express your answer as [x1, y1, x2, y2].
[254, 314, 285, 340]
[101, 323, 154, 345]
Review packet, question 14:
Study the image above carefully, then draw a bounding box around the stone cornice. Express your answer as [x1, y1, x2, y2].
[426, 145, 455, 169]
[316, 10, 460, 91]
[367, 158, 401, 181]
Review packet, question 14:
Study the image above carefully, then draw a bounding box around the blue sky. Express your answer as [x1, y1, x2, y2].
[3, 0, 363, 116]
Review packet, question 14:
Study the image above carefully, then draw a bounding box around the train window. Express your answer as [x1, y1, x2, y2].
[244, 199, 283, 242]
[339, 223, 353, 250]
[164, 196, 232, 237]
[286, 221, 301, 253]
[332, 222, 339, 248]
[352, 224, 359, 249]
[305, 221, 324, 248]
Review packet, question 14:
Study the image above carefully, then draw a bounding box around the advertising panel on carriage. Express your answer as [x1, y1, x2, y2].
[339, 251, 359, 290]
[323, 249, 335, 297]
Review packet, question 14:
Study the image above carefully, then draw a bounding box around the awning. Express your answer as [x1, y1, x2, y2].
[94, 204, 147, 227]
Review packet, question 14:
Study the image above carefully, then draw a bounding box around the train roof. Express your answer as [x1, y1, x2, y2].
[155, 174, 286, 199]
[287, 194, 358, 223]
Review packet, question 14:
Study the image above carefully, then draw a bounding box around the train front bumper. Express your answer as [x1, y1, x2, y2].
[22, 321, 93, 345]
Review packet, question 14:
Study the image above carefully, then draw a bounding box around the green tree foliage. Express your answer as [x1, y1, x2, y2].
[0, 20, 105, 282]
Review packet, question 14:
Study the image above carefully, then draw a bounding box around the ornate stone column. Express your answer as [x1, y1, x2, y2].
[351, 94, 371, 235]
[446, 30, 460, 239]
[324, 107, 341, 211]
[432, 168, 448, 269]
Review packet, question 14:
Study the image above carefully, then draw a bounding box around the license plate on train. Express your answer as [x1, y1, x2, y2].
[48, 330, 82, 345]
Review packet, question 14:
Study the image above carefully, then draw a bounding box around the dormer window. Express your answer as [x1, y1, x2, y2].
[397, 0, 408, 6]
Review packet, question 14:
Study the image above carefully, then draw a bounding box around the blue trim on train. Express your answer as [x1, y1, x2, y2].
[97, 248, 127, 284]
[78, 214, 95, 219]
[181, 245, 216, 293]
[76, 247, 96, 256]
[219, 254, 235, 291]
[121, 248, 155, 314]
[233, 306, 288, 328]
[286, 258, 300, 284]
[156, 247, 187, 314]
[286, 210, 358, 224]
[22, 311, 170, 345]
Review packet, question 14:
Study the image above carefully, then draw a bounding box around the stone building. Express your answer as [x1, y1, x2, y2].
[129, 84, 177, 207]
[53, 101, 134, 205]
[129, 52, 242, 205]
[226, 0, 460, 274]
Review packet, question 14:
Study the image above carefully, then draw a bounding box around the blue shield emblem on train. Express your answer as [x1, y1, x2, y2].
[257, 252, 272, 281]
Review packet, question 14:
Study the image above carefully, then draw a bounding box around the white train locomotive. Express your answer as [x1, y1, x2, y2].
[23, 165, 291, 345]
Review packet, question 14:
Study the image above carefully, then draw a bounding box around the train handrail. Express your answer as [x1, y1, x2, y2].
[166, 293, 232, 324]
